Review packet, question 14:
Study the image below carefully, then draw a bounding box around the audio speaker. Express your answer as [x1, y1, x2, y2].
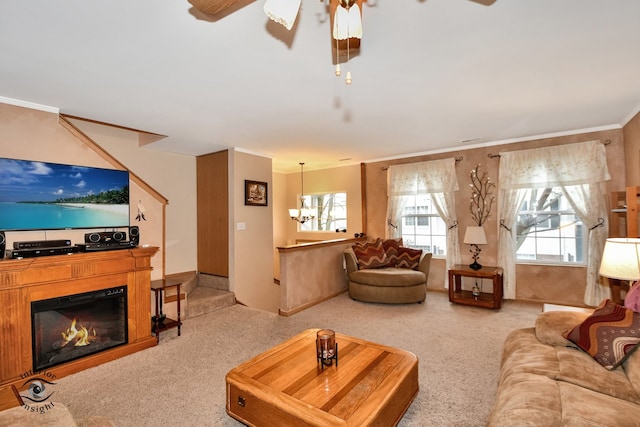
[85, 232, 101, 243]
[112, 231, 127, 242]
[129, 226, 140, 247]
[0, 231, 5, 259]
[85, 231, 127, 243]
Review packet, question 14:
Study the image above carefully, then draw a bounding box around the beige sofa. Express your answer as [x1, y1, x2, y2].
[487, 308, 640, 426]
[343, 248, 432, 304]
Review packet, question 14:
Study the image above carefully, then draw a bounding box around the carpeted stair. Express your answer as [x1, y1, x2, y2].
[186, 286, 236, 319]
[162, 272, 236, 320]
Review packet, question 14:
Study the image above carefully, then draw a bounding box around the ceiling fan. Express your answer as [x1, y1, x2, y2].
[187, 0, 496, 19]
[188, 0, 240, 15]
[187, 0, 496, 84]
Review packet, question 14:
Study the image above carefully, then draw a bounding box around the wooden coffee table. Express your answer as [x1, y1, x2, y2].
[226, 329, 419, 426]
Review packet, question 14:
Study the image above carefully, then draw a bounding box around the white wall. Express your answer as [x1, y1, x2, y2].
[71, 120, 197, 276]
[0, 102, 196, 279]
[230, 150, 279, 313]
[284, 164, 363, 244]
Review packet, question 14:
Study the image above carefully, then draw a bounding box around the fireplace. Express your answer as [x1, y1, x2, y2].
[31, 286, 128, 371]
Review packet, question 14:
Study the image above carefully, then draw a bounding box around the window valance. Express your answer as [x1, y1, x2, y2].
[387, 157, 459, 196]
[499, 140, 610, 190]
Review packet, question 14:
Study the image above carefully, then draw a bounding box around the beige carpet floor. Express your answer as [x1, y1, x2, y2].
[52, 290, 542, 426]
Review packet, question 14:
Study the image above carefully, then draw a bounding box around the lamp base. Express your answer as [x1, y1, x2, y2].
[469, 261, 482, 271]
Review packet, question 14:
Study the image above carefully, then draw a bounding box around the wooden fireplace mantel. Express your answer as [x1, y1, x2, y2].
[0, 246, 159, 387]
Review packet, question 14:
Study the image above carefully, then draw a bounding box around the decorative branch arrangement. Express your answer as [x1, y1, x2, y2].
[469, 163, 495, 226]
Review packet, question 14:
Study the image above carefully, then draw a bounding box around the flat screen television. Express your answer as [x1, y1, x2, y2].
[0, 157, 130, 232]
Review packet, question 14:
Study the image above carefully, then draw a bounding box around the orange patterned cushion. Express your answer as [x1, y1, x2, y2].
[564, 299, 640, 370]
[352, 239, 388, 269]
[381, 238, 403, 267]
[396, 247, 422, 270]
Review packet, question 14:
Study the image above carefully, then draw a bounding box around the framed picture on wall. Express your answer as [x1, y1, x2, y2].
[245, 180, 268, 206]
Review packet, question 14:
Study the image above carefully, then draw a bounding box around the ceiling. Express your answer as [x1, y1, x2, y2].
[1, 1, 639, 173]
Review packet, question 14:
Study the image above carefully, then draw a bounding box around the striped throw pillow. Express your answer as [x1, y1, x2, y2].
[382, 238, 403, 267]
[352, 239, 388, 269]
[564, 299, 640, 370]
[396, 247, 423, 270]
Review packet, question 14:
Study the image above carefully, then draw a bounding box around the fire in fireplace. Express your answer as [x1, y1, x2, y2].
[31, 286, 128, 371]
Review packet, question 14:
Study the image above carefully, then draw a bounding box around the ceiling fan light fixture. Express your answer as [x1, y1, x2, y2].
[332, 1, 362, 40]
[345, 71, 352, 85]
[335, 63, 342, 76]
[264, 0, 302, 31]
[289, 163, 316, 224]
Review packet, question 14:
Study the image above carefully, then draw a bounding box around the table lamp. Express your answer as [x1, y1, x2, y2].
[599, 238, 640, 310]
[464, 226, 487, 270]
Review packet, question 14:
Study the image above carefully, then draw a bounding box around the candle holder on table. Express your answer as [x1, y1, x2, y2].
[316, 329, 338, 369]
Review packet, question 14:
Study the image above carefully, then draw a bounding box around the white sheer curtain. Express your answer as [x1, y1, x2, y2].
[497, 188, 527, 299]
[386, 158, 460, 287]
[562, 183, 611, 305]
[431, 190, 461, 287]
[497, 140, 611, 304]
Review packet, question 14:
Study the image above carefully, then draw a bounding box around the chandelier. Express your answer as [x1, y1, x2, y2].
[264, 0, 363, 85]
[289, 163, 316, 224]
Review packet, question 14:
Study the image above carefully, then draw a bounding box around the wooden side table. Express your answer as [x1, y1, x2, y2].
[151, 278, 182, 342]
[448, 264, 503, 309]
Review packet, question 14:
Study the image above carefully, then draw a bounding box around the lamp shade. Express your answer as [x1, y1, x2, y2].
[599, 238, 640, 280]
[464, 226, 487, 245]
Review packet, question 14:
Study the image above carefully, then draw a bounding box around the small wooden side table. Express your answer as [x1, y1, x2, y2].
[151, 278, 182, 342]
[448, 264, 503, 309]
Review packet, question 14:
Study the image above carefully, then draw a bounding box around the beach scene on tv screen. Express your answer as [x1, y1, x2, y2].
[0, 158, 130, 231]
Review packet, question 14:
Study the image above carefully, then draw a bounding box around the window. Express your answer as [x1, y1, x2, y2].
[399, 193, 446, 256]
[300, 192, 347, 232]
[515, 187, 586, 264]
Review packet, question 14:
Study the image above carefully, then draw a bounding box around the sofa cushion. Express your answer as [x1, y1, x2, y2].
[535, 310, 590, 347]
[349, 268, 426, 287]
[396, 247, 423, 270]
[555, 345, 640, 404]
[623, 344, 640, 399]
[486, 373, 563, 427]
[564, 299, 640, 370]
[502, 325, 640, 404]
[348, 281, 426, 304]
[557, 380, 640, 426]
[497, 328, 563, 390]
[352, 239, 388, 269]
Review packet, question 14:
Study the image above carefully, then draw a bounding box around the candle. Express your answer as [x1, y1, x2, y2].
[316, 329, 335, 364]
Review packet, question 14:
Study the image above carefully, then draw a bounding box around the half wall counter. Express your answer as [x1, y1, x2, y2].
[277, 238, 363, 316]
